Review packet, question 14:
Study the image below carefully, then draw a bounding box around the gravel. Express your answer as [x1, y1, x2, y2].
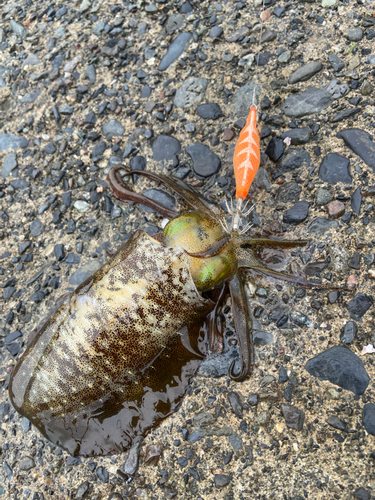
[0, 0, 375, 498]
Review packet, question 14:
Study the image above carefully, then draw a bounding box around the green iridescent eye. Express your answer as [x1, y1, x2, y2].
[192, 255, 236, 292]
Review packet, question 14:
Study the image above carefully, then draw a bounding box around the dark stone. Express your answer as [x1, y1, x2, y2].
[44, 142, 56, 155]
[96, 466, 109, 483]
[130, 155, 146, 183]
[214, 474, 231, 488]
[186, 143, 221, 178]
[281, 127, 311, 145]
[196, 103, 223, 120]
[278, 366, 288, 383]
[289, 62, 322, 84]
[347, 293, 372, 320]
[283, 201, 309, 225]
[159, 33, 192, 71]
[308, 217, 339, 235]
[273, 149, 311, 179]
[351, 187, 362, 215]
[30, 219, 44, 237]
[304, 262, 327, 276]
[362, 403, 375, 435]
[253, 331, 274, 346]
[152, 135, 181, 161]
[276, 181, 302, 203]
[329, 54, 345, 72]
[30, 291, 45, 303]
[209, 26, 223, 38]
[326, 415, 349, 432]
[305, 346, 370, 395]
[332, 107, 360, 122]
[141, 189, 176, 213]
[62, 192, 72, 207]
[5, 330, 22, 343]
[227, 391, 243, 418]
[54, 244, 65, 261]
[265, 137, 284, 162]
[319, 153, 351, 185]
[85, 111, 97, 124]
[92, 140, 107, 158]
[69, 260, 103, 286]
[349, 252, 361, 270]
[282, 88, 333, 118]
[353, 487, 371, 500]
[281, 405, 305, 431]
[337, 128, 375, 173]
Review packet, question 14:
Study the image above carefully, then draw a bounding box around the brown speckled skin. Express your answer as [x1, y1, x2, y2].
[9, 230, 214, 456]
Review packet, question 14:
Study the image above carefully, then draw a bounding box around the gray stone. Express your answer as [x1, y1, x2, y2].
[60, 106, 74, 115]
[280, 127, 311, 145]
[186, 143, 221, 177]
[305, 346, 369, 395]
[209, 26, 223, 38]
[337, 128, 375, 173]
[316, 188, 333, 205]
[166, 14, 184, 34]
[1, 152, 17, 178]
[123, 442, 141, 475]
[308, 218, 339, 235]
[102, 119, 124, 139]
[329, 54, 345, 72]
[319, 153, 352, 185]
[93, 21, 105, 35]
[174, 77, 207, 109]
[282, 405, 305, 431]
[289, 61, 322, 84]
[231, 81, 261, 117]
[159, 32, 192, 71]
[362, 403, 375, 436]
[325, 79, 350, 99]
[74, 200, 90, 213]
[20, 89, 41, 104]
[69, 260, 103, 286]
[278, 50, 291, 63]
[30, 219, 44, 237]
[80, 0, 91, 13]
[85, 64, 96, 84]
[10, 20, 26, 37]
[152, 135, 181, 161]
[23, 54, 41, 66]
[281, 88, 333, 118]
[19, 457, 35, 471]
[344, 27, 363, 42]
[253, 167, 271, 190]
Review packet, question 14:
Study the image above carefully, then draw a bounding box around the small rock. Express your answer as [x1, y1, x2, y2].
[69, 260, 103, 286]
[74, 200, 90, 213]
[347, 293, 372, 321]
[340, 321, 357, 344]
[290, 311, 313, 328]
[54, 244, 65, 261]
[159, 33, 192, 71]
[197, 103, 223, 120]
[283, 201, 309, 225]
[281, 405, 305, 431]
[152, 135, 181, 161]
[209, 26, 223, 38]
[344, 27, 363, 42]
[280, 128, 311, 145]
[186, 143, 221, 177]
[1, 152, 17, 178]
[289, 61, 322, 84]
[214, 474, 231, 488]
[265, 137, 284, 162]
[30, 219, 44, 237]
[319, 153, 351, 185]
[348, 54, 360, 71]
[337, 129, 375, 173]
[10, 20, 26, 37]
[329, 54, 345, 72]
[316, 188, 333, 206]
[326, 415, 349, 432]
[361, 81, 373, 96]
[362, 403, 375, 436]
[96, 466, 109, 484]
[223, 128, 235, 141]
[227, 391, 243, 419]
[123, 442, 141, 475]
[305, 346, 369, 395]
[174, 78, 207, 109]
[144, 443, 163, 465]
[253, 331, 274, 345]
[102, 119, 124, 139]
[19, 457, 35, 471]
[281, 88, 332, 118]
[327, 200, 345, 219]
[351, 187, 362, 215]
[79, 0, 91, 13]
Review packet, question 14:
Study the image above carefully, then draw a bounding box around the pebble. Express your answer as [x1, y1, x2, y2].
[102, 119, 125, 139]
[123, 442, 141, 475]
[288, 61, 322, 84]
[1, 152, 17, 177]
[96, 466, 109, 484]
[152, 135, 181, 161]
[277, 181, 302, 203]
[283, 201, 309, 225]
[327, 200, 345, 219]
[159, 33, 192, 71]
[230, 81, 261, 117]
[74, 200, 90, 213]
[214, 474, 231, 488]
[351, 187, 362, 214]
[281, 88, 332, 118]
[305, 346, 369, 395]
[340, 321, 357, 344]
[337, 129, 375, 173]
[316, 188, 333, 206]
[362, 403, 375, 436]
[280, 127, 311, 145]
[347, 293, 372, 320]
[69, 260, 103, 286]
[0, 133, 23, 151]
[278, 50, 291, 63]
[278, 367, 288, 383]
[281, 405, 305, 431]
[329, 53, 345, 72]
[210, 26, 223, 38]
[19, 457, 35, 471]
[344, 27, 363, 41]
[141, 189, 176, 213]
[265, 137, 284, 162]
[144, 443, 163, 465]
[325, 80, 349, 100]
[318, 153, 352, 185]
[54, 244, 65, 262]
[186, 143, 221, 177]
[30, 219, 44, 237]
[290, 311, 313, 328]
[332, 107, 360, 122]
[174, 78, 208, 109]
[273, 149, 311, 179]
[196, 103, 223, 120]
[227, 391, 243, 418]
[10, 20, 26, 37]
[253, 331, 274, 346]
[326, 415, 349, 432]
